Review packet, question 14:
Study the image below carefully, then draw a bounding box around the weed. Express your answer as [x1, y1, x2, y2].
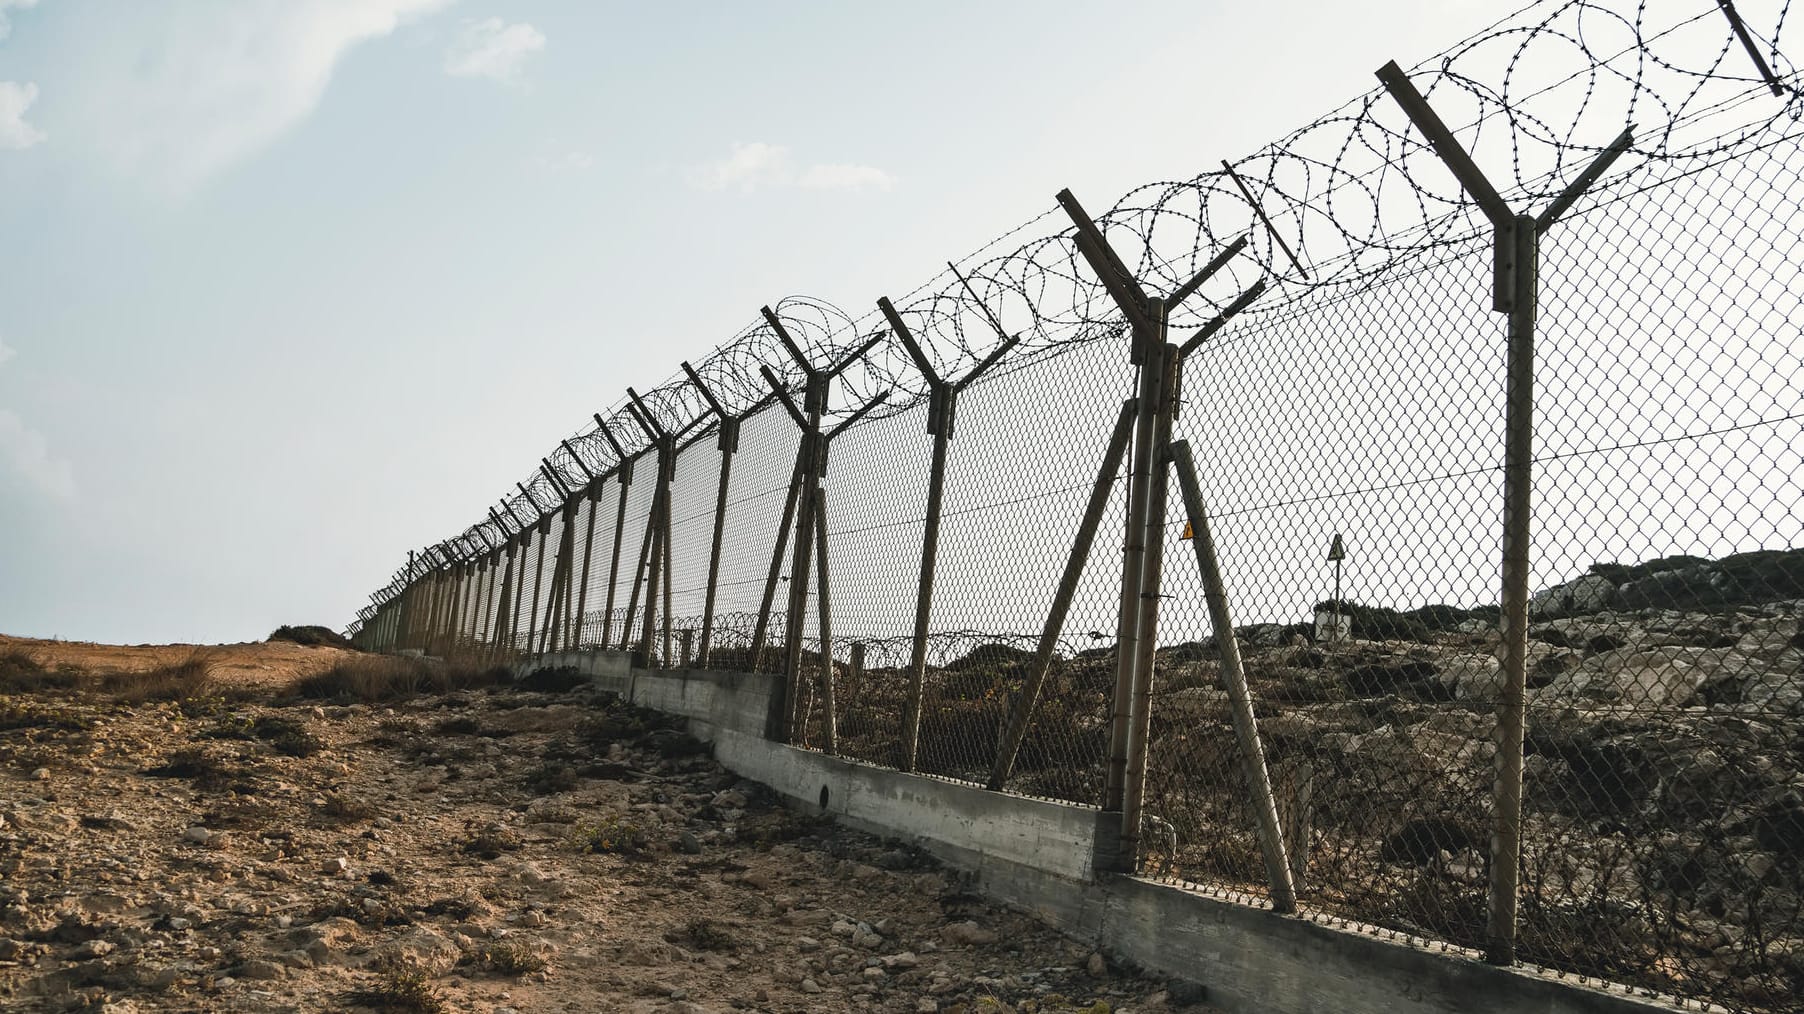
[670, 916, 736, 952]
[571, 818, 644, 855]
[0, 699, 92, 732]
[434, 716, 482, 736]
[524, 762, 582, 796]
[420, 897, 478, 920]
[318, 793, 378, 825]
[142, 748, 241, 789]
[458, 821, 520, 860]
[479, 939, 547, 976]
[253, 716, 323, 758]
[200, 714, 322, 757]
[347, 965, 446, 1013]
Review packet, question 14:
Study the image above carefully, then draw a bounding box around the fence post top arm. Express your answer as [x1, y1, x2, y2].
[826, 389, 891, 441]
[759, 363, 809, 428]
[591, 412, 629, 462]
[1535, 124, 1635, 234]
[1163, 234, 1251, 313]
[1373, 60, 1513, 227]
[624, 387, 667, 440]
[1178, 279, 1268, 359]
[1056, 187, 1154, 327]
[558, 439, 596, 481]
[954, 333, 1021, 393]
[761, 305, 815, 376]
[539, 459, 574, 500]
[878, 296, 940, 387]
[681, 361, 729, 419]
[823, 330, 886, 384]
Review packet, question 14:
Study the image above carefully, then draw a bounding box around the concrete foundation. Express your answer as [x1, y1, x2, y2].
[525, 650, 1680, 1014]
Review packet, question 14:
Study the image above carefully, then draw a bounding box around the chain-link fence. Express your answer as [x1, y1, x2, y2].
[348, 2, 1803, 1009]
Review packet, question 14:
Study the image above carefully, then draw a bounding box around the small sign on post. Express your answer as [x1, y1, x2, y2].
[1316, 533, 1350, 643]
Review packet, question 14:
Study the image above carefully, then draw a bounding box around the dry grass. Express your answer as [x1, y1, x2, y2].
[100, 651, 224, 705]
[0, 648, 78, 694]
[288, 655, 510, 703]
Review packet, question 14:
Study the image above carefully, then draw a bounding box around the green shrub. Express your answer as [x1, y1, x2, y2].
[269, 625, 354, 650]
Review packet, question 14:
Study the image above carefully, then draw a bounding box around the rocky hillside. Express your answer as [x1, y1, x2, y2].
[1136, 548, 1804, 1012]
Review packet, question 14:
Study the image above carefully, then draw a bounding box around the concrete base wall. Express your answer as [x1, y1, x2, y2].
[523, 652, 1679, 1014]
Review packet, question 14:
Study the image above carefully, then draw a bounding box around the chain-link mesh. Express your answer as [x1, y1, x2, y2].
[347, 3, 1803, 1008]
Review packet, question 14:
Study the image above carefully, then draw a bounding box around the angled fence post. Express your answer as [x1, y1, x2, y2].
[1378, 58, 1632, 965]
[1056, 187, 1259, 868]
[991, 398, 1137, 790]
[1171, 439, 1296, 913]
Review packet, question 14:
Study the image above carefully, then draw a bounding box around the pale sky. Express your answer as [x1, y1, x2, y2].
[18, 0, 1796, 649]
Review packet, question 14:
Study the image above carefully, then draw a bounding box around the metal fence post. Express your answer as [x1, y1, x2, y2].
[813, 485, 838, 755]
[1376, 59, 1631, 964]
[1122, 337, 1178, 866]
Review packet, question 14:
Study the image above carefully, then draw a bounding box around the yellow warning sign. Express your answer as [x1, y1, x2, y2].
[1181, 521, 1194, 540]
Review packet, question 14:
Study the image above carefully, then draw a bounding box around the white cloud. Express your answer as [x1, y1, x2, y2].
[0, 410, 75, 500]
[0, 81, 45, 149]
[443, 18, 545, 83]
[701, 141, 794, 191]
[0, 341, 74, 500]
[799, 162, 894, 192]
[87, 0, 450, 191]
[0, 0, 37, 42]
[697, 142, 894, 193]
[534, 149, 594, 172]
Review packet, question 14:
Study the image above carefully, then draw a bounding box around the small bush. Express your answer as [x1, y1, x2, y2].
[669, 916, 737, 952]
[348, 965, 446, 1013]
[479, 940, 547, 976]
[0, 649, 78, 693]
[571, 818, 644, 855]
[318, 792, 378, 824]
[269, 624, 354, 650]
[142, 748, 241, 789]
[458, 821, 521, 860]
[515, 666, 586, 693]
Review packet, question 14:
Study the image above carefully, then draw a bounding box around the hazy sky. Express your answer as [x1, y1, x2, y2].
[0, 0, 1525, 644]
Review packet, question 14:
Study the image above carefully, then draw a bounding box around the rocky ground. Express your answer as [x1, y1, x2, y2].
[0, 642, 1210, 1014]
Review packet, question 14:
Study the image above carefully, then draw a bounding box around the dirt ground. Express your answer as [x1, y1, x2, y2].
[0, 638, 1214, 1013]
